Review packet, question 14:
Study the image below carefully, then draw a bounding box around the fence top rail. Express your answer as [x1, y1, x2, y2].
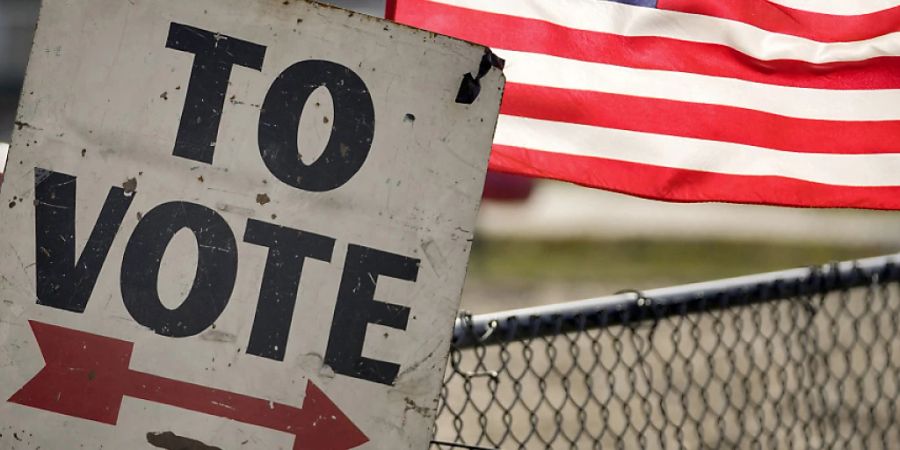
[452, 252, 900, 348]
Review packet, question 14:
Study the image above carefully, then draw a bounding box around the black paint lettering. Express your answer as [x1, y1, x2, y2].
[121, 202, 237, 337]
[243, 219, 335, 361]
[259, 60, 374, 191]
[325, 244, 419, 385]
[34, 168, 133, 313]
[166, 22, 267, 164]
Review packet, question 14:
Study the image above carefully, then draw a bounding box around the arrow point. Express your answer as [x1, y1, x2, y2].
[8, 321, 134, 424]
[292, 381, 369, 450]
[10, 323, 369, 449]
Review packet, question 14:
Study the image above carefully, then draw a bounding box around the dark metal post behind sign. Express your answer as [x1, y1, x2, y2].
[0, 1, 504, 448]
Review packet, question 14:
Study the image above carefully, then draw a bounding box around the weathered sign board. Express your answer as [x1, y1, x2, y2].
[0, 0, 503, 448]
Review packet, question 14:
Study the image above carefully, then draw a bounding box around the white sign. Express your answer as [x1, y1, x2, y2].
[0, 0, 503, 448]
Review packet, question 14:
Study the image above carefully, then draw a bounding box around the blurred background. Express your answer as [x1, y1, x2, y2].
[2, 0, 898, 315]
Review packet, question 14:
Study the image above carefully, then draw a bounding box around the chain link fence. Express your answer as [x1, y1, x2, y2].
[433, 255, 900, 449]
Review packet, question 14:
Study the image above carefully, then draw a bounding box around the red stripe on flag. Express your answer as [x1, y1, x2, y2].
[657, 0, 900, 43]
[385, 0, 398, 19]
[393, 0, 900, 90]
[501, 83, 900, 155]
[490, 145, 900, 210]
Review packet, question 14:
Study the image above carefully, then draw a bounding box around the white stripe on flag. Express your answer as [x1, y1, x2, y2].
[768, 0, 900, 15]
[0, 143, 8, 175]
[494, 115, 900, 187]
[497, 49, 900, 121]
[430, 0, 900, 58]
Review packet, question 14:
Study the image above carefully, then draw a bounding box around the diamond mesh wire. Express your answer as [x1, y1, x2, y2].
[433, 260, 900, 449]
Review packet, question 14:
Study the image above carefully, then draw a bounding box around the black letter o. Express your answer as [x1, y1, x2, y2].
[121, 202, 238, 337]
[259, 60, 375, 192]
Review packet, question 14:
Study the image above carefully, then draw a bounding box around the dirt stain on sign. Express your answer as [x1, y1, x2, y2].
[122, 177, 138, 195]
[200, 329, 237, 343]
[146, 431, 221, 450]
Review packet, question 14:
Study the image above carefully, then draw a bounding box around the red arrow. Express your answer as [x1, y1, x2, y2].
[8, 321, 369, 450]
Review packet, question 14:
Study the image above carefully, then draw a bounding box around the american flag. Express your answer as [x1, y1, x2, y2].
[387, 0, 900, 209]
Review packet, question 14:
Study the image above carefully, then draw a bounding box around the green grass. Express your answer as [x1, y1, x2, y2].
[468, 238, 896, 287]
